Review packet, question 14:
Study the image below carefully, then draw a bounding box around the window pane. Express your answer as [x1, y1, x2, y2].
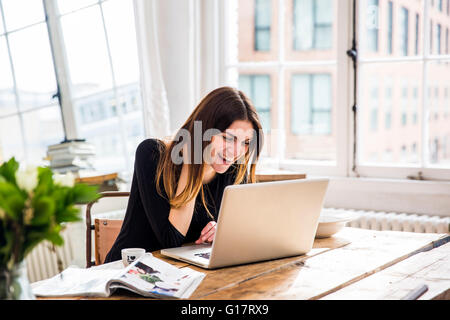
[0, 35, 16, 116]
[293, 0, 314, 51]
[359, 0, 424, 58]
[358, 62, 422, 165]
[101, 0, 140, 87]
[238, 0, 276, 61]
[1, 0, 45, 31]
[22, 105, 65, 166]
[60, 5, 114, 98]
[0, 115, 24, 162]
[287, 0, 335, 61]
[238, 74, 272, 132]
[74, 86, 144, 173]
[75, 91, 126, 172]
[399, 7, 409, 56]
[291, 73, 332, 135]
[0, 7, 4, 35]
[238, 72, 275, 158]
[427, 60, 450, 167]
[56, 0, 99, 15]
[289, 70, 335, 160]
[8, 23, 57, 110]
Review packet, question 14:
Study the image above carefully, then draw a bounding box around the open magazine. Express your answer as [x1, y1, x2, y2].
[31, 253, 205, 299]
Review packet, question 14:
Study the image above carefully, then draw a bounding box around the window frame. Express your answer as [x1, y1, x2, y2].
[218, 0, 450, 181]
[44, 0, 136, 171]
[220, 0, 351, 176]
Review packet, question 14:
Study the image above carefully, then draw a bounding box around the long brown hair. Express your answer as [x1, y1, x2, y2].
[155, 86, 264, 219]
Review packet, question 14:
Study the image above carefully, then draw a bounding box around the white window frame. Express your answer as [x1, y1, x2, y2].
[44, 0, 133, 170]
[355, 0, 450, 181]
[217, 0, 352, 177]
[213, 0, 450, 183]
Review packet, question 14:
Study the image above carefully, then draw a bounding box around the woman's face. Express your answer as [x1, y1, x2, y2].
[208, 120, 254, 174]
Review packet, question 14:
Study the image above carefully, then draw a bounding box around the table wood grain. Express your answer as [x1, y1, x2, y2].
[37, 227, 449, 300]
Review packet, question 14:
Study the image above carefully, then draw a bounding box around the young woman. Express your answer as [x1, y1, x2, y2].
[104, 86, 264, 263]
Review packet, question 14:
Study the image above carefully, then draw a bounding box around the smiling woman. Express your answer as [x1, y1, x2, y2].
[104, 86, 264, 263]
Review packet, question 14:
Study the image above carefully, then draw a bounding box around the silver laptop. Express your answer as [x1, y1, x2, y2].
[160, 178, 329, 269]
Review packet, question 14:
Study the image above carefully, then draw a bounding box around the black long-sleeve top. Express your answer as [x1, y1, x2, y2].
[104, 138, 243, 263]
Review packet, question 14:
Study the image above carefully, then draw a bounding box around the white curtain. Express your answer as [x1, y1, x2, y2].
[133, 0, 171, 139]
[134, 0, 215, 139]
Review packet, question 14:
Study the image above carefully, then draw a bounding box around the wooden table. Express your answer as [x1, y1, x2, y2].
[42, 227, 450, 300]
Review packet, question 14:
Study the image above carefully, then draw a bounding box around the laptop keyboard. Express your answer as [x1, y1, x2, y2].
[194, 252, 211, 260]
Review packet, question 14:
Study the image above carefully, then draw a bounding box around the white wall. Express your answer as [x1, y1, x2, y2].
[322, 177, 450, 217]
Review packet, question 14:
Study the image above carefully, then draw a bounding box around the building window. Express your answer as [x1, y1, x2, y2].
[415, 13, 419, 55]
[366, 0, 379, 52]
[291, 74, 332, 135]
[430, 20, 433, 53]
[446, 28, 449, 54]
[437, 24, 442, 54]
[238, 74, 271, 132]
[387, 1, 393, 55]
[293, 0, 333, 50]
[399, 7, 409, 56]
[385, 83, 392, 129]
[254, 0, 271, 51]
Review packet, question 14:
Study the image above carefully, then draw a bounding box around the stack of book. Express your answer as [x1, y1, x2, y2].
[46, 140, 96, 173]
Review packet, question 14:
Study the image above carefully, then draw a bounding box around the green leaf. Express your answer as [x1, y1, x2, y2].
[34, 167, 54, 198]
[0, 183, 25, 220]
[55, 205, 81, 224]
[71, 184, 100, 204]
[45, 225, 64, 246]
[0, 157, 19, 185]
[31, 197, 55, 226]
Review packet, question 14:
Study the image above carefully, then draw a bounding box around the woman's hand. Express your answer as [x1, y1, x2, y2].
[195, 221, 217, 244]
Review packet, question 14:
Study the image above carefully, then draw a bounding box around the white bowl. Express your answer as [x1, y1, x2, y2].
[315, 211, 356, 238]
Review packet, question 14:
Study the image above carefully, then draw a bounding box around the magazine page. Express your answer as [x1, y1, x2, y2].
[109, 253, 205, 299]
[31, 260, 125, 297]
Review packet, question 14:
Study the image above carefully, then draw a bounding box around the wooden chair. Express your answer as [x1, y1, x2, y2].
[85, 191, 129, 268]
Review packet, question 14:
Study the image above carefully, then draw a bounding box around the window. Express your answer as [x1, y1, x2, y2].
[0, 0, 64, 165]
[358, 0, 450, 173]
[366, 0, 379, 52]
[224, 0, 450, 178]
[0, 0, 144, 174]
[387, 1, 393, 54]
[437, 23, 442, 54]
[430, 20, 433, 53]
[238, 74, 271, 131]
[415, 13, 420, 55]
[385, 79, 393, 130]
[291, 74, 332, 135]
[293, 0, 333, 51]
[227, 0, 340, 166]
[399, 7, 409, 56]
[58, 0, 143, 173]
[446, 28, 449, 54]
[254, 0, 271, 51]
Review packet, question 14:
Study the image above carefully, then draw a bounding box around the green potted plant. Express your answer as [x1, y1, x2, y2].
[0, 157, 100, 300]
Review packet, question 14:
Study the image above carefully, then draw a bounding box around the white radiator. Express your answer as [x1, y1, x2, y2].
[324, 208, 450, 234]
[25, 225, 75, 283]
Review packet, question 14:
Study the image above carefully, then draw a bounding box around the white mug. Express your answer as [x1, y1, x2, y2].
[121, 248, 146, 267]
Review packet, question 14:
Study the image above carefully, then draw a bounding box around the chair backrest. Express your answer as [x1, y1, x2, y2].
[94, 219, 123, 265]
[86, 191, 130, 268]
